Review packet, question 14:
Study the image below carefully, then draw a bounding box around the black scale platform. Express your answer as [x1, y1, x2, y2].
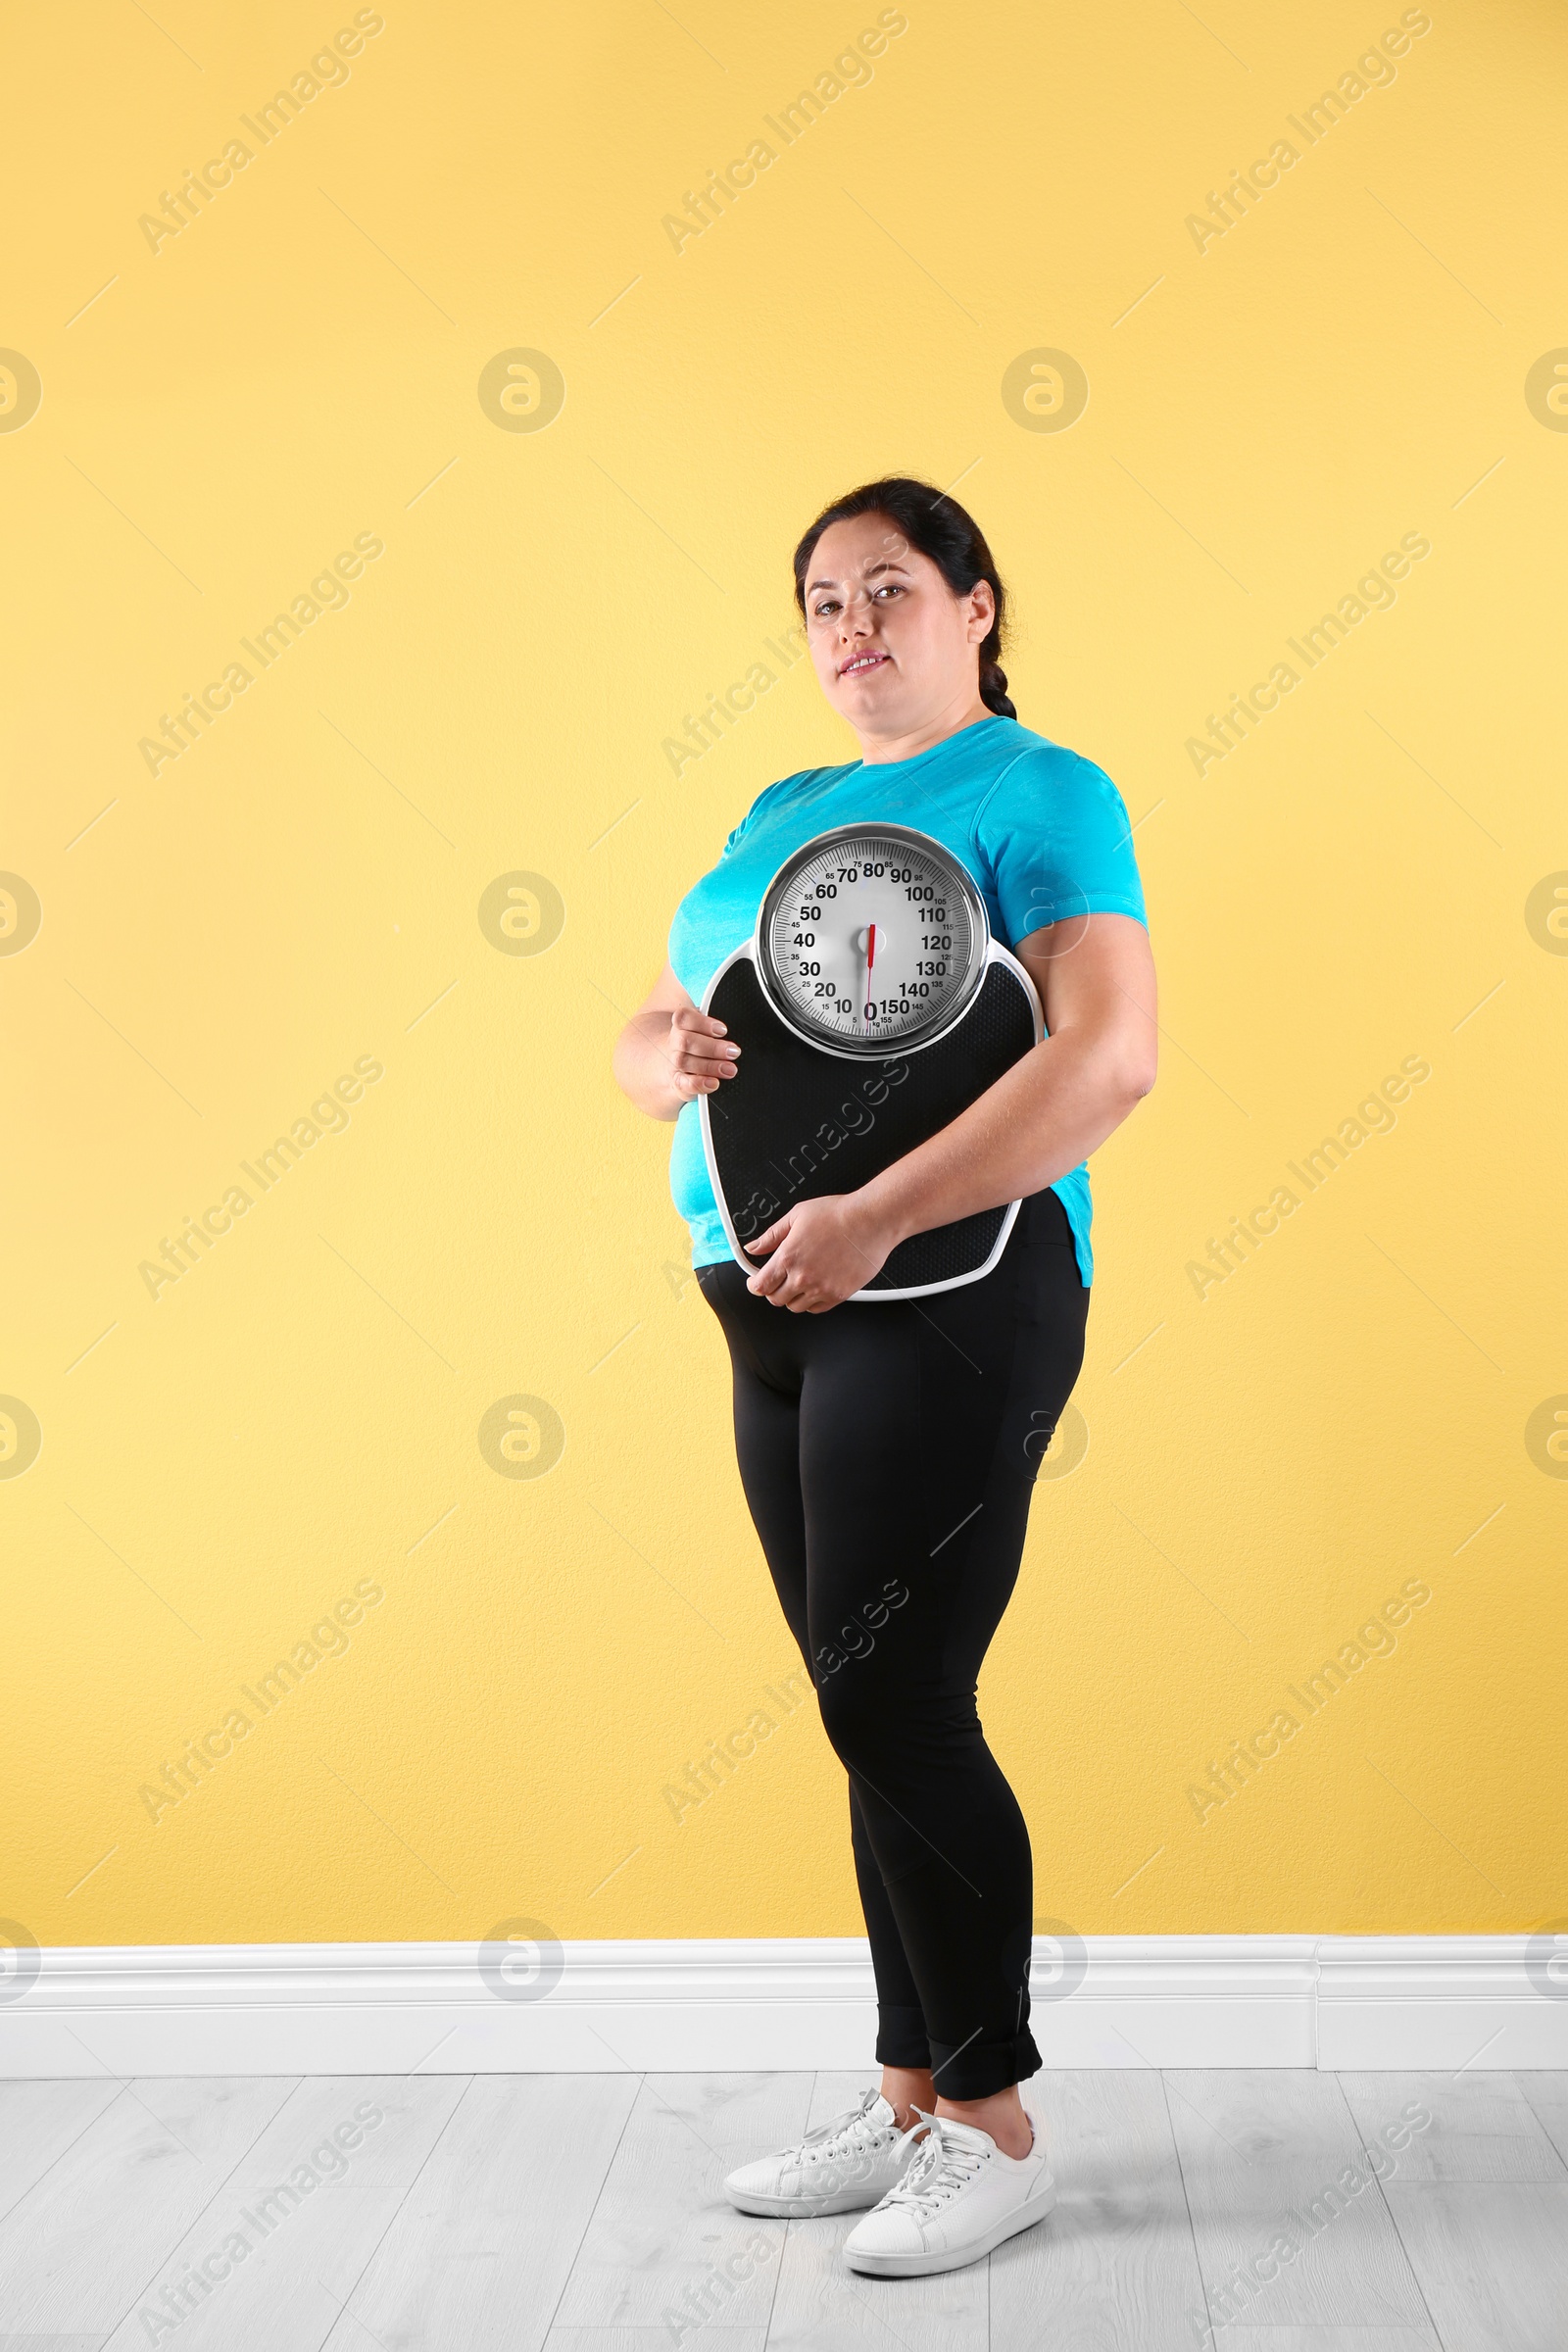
[703, 954, 1039, 1295]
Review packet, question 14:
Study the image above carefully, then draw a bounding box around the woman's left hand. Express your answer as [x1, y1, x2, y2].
[744, 1195, 898, 1311]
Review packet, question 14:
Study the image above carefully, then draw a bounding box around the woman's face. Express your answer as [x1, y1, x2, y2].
[802, 511, 995, 744]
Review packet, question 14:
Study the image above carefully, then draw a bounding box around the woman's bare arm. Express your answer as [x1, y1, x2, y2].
[612, 961, 742, 1122]
[856, 909, 1156, 1237]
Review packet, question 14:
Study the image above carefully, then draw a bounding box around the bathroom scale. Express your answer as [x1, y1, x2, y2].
[698, 822, 1043, 1300]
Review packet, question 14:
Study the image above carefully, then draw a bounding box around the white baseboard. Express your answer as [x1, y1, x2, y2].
[2, 1936, 1563, 2078]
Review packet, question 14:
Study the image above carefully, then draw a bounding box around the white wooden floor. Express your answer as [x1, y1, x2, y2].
[2, 2067, 1566, 2348]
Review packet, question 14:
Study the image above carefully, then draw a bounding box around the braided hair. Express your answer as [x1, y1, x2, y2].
[791, 475, 1016, 718]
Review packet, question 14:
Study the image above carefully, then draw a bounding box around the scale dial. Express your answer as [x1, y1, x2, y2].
[755, 823, 991, 1056]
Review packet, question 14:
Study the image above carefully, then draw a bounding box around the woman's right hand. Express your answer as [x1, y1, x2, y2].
[668, 1004, 741, 1101]
[612, 963, 742, 1121]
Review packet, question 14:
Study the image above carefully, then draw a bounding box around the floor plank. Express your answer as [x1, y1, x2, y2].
[0, 2079, 123, 2217]
[989, 2070, 1210, 2352]
[765, 2070, 987, 2351]
[96, 2073, 466, 2351]
[550, 2072, 807, 2333]
[1162, 2070, 1432, 2333]
[545, 2334, 767, 2350]
[0, 2336, 110, 2352]
[1513, 2069, 1568, 2168]
[1339, 2068, 1567, 2182]
[318, 2073, 640, 2352]
[1380, 2179, 1568, 2352]
[1209, 2331, 1441, 2350]
[0, 2076, 295, 2335]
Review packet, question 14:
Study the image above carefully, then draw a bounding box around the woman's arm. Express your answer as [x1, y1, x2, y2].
[745, 910, 1157, 1309]
[612, 961, 742, 1121]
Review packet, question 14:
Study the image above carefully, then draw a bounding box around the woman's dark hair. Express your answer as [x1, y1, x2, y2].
[791, 475, 1016, 718]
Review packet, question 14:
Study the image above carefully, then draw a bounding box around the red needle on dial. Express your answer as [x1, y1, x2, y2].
[864, 921, 876, 1032]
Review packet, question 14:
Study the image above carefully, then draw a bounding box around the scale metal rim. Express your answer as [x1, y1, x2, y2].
[752, 819, 996, 1062]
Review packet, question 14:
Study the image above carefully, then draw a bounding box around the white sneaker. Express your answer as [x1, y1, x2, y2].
[723, 2088, 922, 2218]
[842, 2105, 1057, 2277]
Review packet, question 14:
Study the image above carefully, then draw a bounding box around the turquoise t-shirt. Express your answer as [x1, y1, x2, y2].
[665, 713, 1148, 1288]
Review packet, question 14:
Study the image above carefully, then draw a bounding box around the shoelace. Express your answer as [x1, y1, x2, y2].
[880, 2114, 986, 2219]
[782, 2087, 886, 2170]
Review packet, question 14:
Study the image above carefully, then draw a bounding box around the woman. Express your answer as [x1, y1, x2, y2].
[612, 477, 1156, 2278]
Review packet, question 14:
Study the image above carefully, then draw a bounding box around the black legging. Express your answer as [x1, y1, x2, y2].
[696, 1183, 1090, 2101]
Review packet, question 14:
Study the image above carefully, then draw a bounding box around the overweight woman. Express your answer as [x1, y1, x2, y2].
[612, 476, 1157, 2278]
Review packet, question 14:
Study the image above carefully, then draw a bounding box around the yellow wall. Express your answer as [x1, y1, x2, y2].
[5, 0, 1565, 1954]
